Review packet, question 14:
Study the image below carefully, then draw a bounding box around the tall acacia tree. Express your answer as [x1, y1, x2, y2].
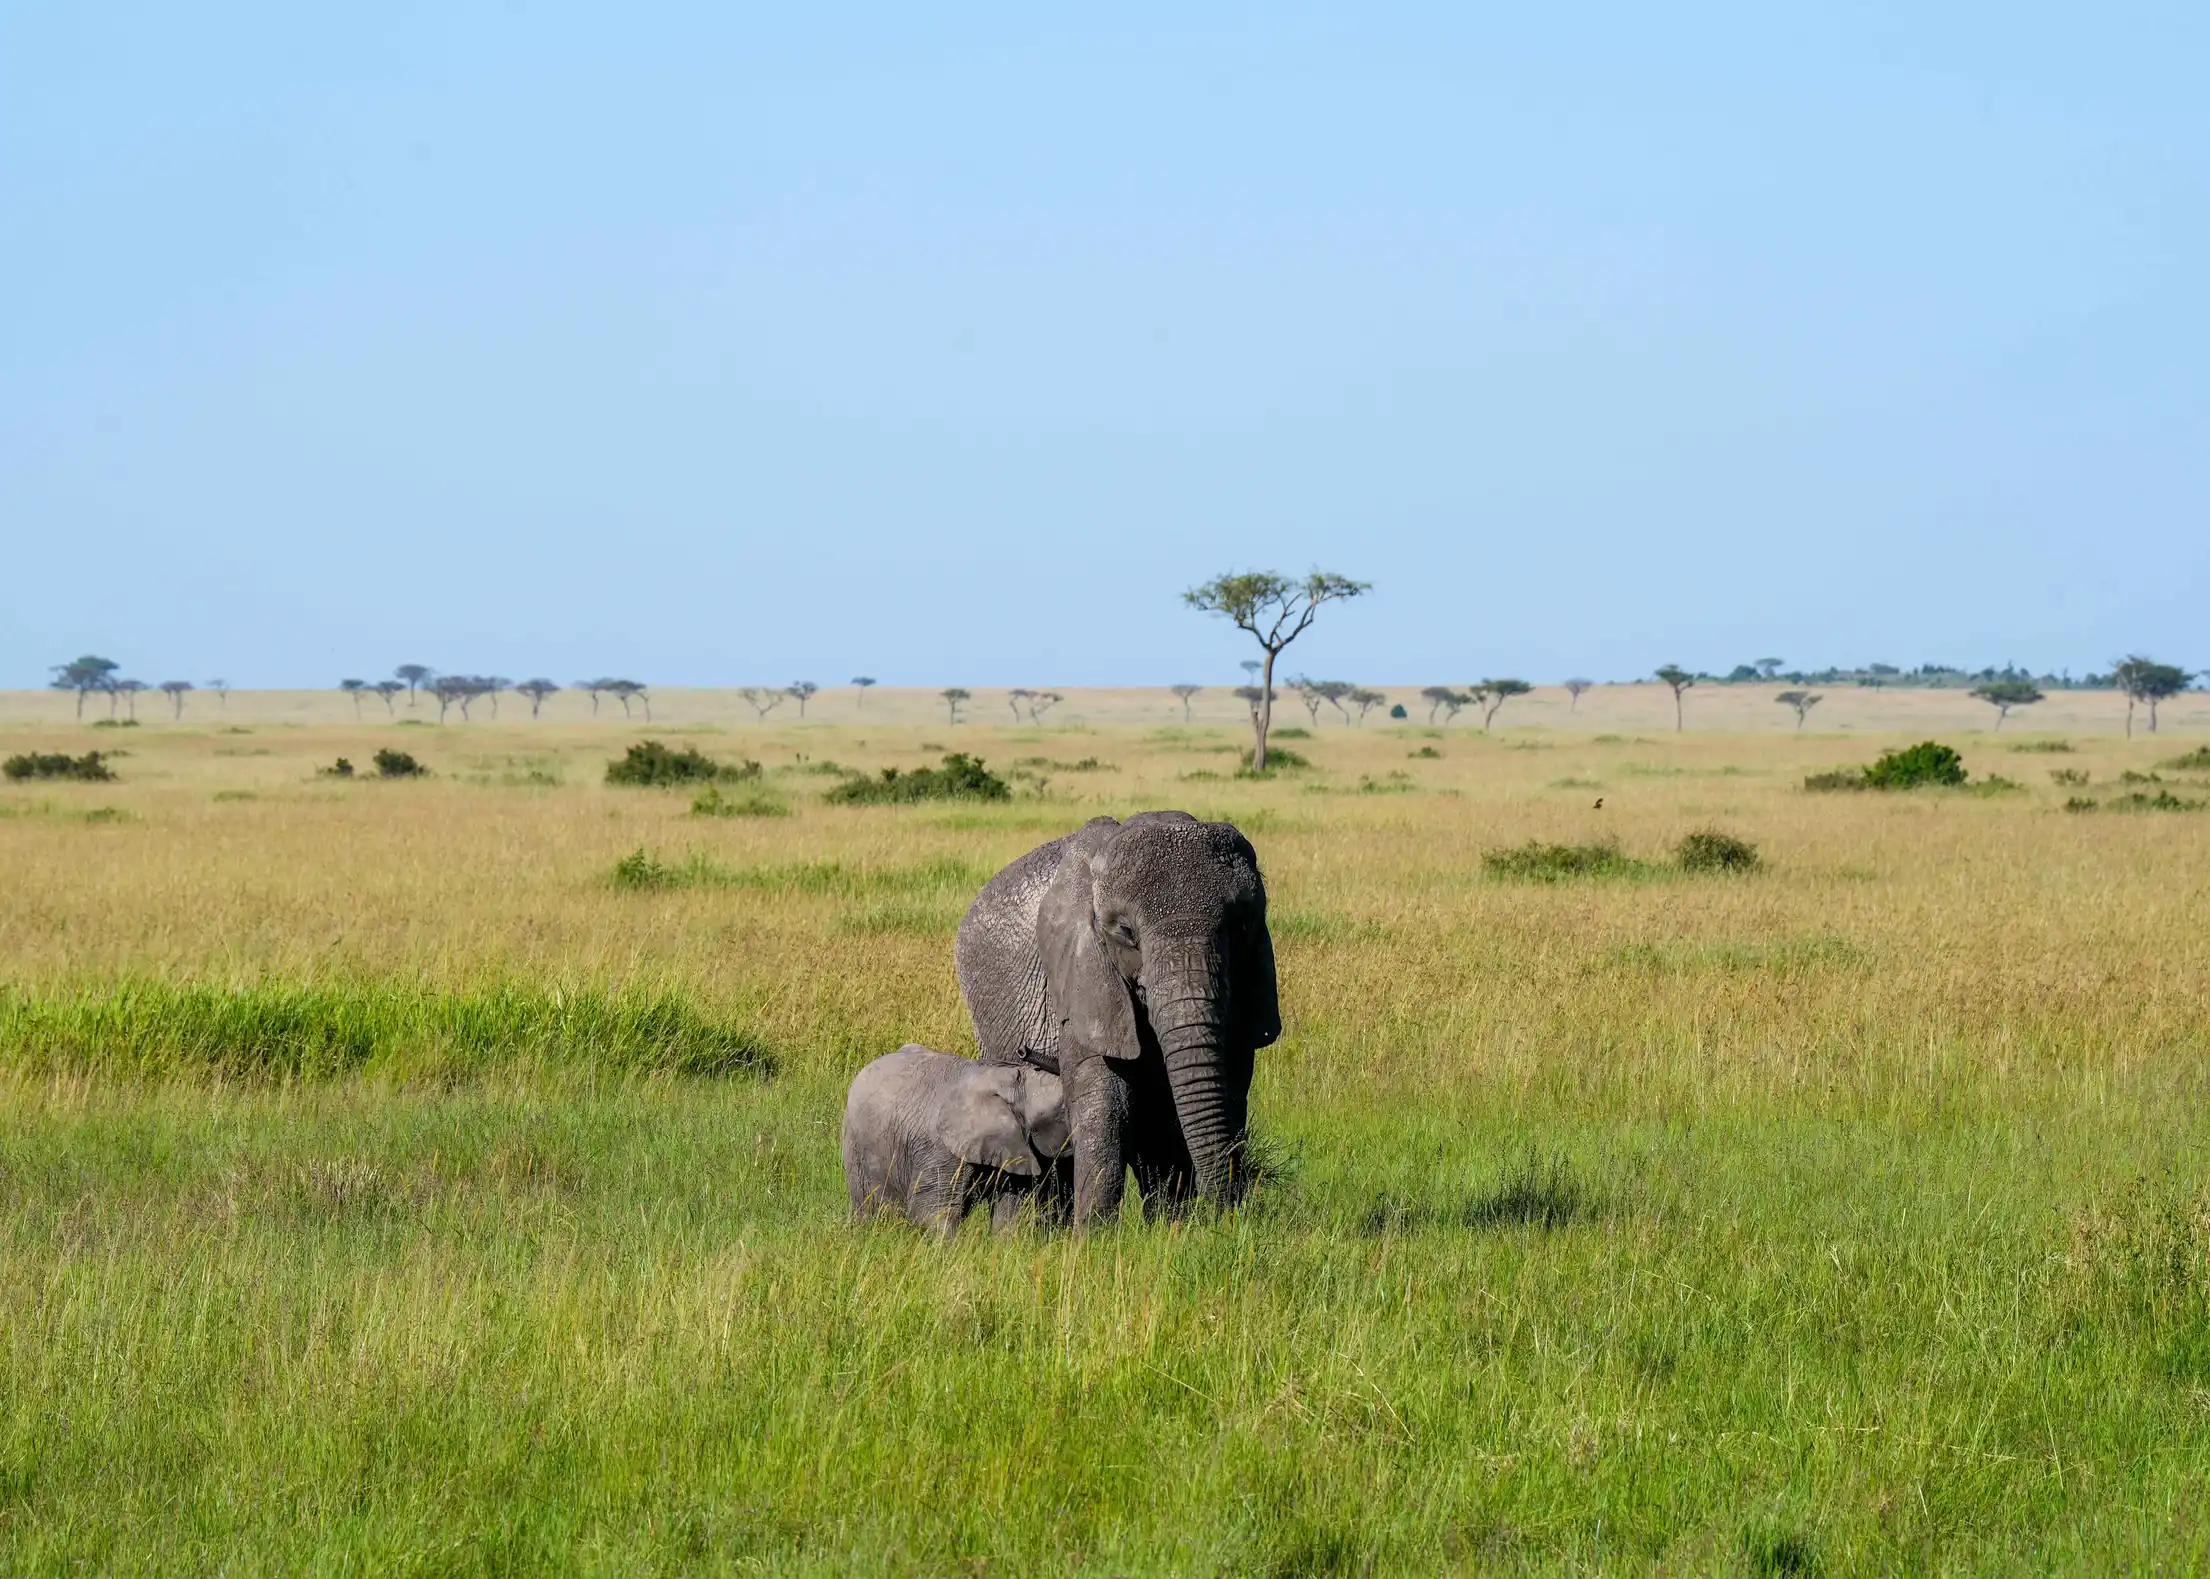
[2111, 656, 2191, 736]
[1654, 664, 1696, 731]
[1775, 690, 1822, 729]
[1969, 680, 2043, 731]
[372, 680, 404, 715]
[394, 665, 432, 707]
[340, 679, 367, 718]
[1477, 678, 1531, 731]
[50, 656, 120, 718]
[205, 678, 231, 708]
[1564, 678, 1593, 711]
[941, 687, 971, 724]
[159, 680, 194, 719]
[1170, 684, 1203, 721]
[517, 679, 560, 717]
[851, 677, 877, 710]
[787, 681, 820, 717]
[1185, 570, 1370, 770]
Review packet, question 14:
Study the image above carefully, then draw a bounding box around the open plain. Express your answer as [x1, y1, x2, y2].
[4, 686, 2209, 1574]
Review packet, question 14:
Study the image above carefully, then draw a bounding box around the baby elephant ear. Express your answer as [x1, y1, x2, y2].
[951, 1087, 1040, 1177]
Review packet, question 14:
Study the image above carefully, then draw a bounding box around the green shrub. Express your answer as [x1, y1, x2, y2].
[826, 753, 1011, 805]
[90, 718, 140, 729]
[1271, 726, 1312, 739]
[1969, 774, 2025, 795]
[2109, 790, 2206, 812]
[2120, 770, 2163, 785]
[2064, 796, 2098, 813]
[1012, 756, 1114, 772]
[1408, 746, 1441, 760]
[372, 749, 426, 779]
[1676, 829, 1760, 872]
[1862, 741, 1968, 789]
[322, 758, 356, 779]
[1238, 746, 1311, 775]
[2050, 768, 2089, 787]
[2009, 739, 2074, 753]
[604, 740, 757, 787]
[691, 784, 789, 819]
[1803, 767, 1867, 792]
[1482, 839, 1650, 882]
[3, 750, 115, 782]
[2162, 748, 2210, 772]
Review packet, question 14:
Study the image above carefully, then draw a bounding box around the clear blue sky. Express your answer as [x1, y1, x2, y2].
[4, 2, 2204, 688]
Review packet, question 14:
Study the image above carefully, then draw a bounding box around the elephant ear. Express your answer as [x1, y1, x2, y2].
[949, 1085, 1040, 1177]
[1237, 918, 1282, 1049]
[1018, 1069, 1070, 1161]
[1038, 844, 1141, 1063]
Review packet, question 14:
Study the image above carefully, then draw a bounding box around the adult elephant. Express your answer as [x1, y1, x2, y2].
[955, 811, 1279, 1224]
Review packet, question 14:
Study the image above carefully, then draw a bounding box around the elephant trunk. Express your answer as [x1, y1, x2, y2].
[1147, 950, 1248, 1204]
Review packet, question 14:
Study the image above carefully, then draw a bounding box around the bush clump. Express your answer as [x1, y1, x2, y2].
[691, 783, 789, 819]
[1676, 829, 1760, 872]
[826, 754, 1010, 806]
[1807, 741, 1968, 792]
[2160, 748, 2210, 772]
[4, 751, 115, 782]
[1863, 741, 1967, 789]
[373, 749, 427, 779]
[605, 740, 758, 788]
[1483, 839, 1649, 882]
[1238, 745, 1311, 775]
[2009, 739, 2074, 753]
[322, 758, 356, 778]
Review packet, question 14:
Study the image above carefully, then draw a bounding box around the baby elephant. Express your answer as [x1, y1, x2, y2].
[843, 1044, 1069, 1235]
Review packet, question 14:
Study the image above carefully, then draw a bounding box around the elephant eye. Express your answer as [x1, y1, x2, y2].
[1107, 919, 1137, 945]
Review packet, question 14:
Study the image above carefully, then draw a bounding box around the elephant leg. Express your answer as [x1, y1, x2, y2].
[989, 1188, 1031, 1233]
[907, 1158, 970, 1239]
[1067, 1054, 1131, 1226]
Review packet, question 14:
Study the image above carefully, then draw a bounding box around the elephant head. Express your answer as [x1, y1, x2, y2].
[1036, 811, 1279, 1204]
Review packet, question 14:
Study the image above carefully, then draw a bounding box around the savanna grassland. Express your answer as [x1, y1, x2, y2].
[4, 686, 2209, 1575]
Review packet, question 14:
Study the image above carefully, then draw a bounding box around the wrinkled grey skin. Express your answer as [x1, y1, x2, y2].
[842, 1044, 1071, 1236]
[955, 811, 1280, 1226]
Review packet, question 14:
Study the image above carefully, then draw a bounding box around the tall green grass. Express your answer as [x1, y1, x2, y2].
[0, 982, 771, 1080]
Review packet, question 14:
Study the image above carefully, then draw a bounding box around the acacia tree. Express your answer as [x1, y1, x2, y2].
[1287, 676, 1327, 728]
[50, 656, 119, 718]
[852, 677, 877, 710]
[1775, 690, 1823, 729]
[1756, 658, 1785, 680]
[574, 679, 607, 715]
[1970, 680, 2043, 731]
[1028, 691, 1063, 722]
[787, 681, 819, 717]
[427, 675, 467, 723]
[1170, 684, 1203, 721]
[1007, 688, 1034, 720]
[517, 679, 560, 717]
[1420, 685, 1470, 725]
[2112, 656, 2192, 736]
[1185, 570, 1370, 770]
[159, 680, 194, 719]
[340, 679, 367, 718]
[205, 678, 231, 708]
[1346, 687, 1385, 724]
[1233, 686, 1275, 729]
[738, 686, 785, 721]
[112, 679, 146, 720]
[395, 665, 432, 707]
[1477, 678, 1531, 731]
[482, 677, 513, 718]
[1565, 678, 1593, 711]
[941, 687, 971, 724]
[1654, 664, 1696, 731]
[372, 680, 404, 715]
[608, 680, 650, 720]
